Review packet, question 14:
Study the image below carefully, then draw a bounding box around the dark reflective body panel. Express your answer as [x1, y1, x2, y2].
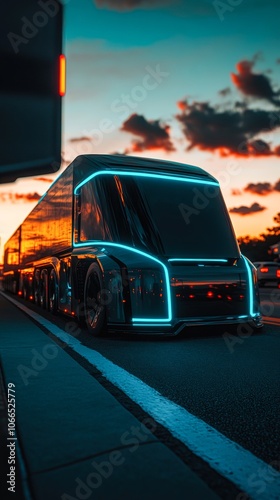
[171, 274, 247, 318]
[20, 166, 73, 265]
[4, 228, 20, 268]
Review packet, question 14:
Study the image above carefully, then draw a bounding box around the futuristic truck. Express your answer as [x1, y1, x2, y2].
[3, 155, 262, 335]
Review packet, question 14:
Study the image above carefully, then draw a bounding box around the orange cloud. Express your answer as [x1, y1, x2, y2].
[34, 177, 54, 183]
[69, 136, 92, 143]
[229, 202, 266, 216]
[94, 0, 171, 10]
[231, 59, 280, 104]
[244, 182, 273, 196]
[0, 192, 41, 203]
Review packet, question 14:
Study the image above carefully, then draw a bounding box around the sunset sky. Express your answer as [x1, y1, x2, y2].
[1, 0, 280, 260]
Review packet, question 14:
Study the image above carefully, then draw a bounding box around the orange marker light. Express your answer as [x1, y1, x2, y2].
[59, 55, 66, 96]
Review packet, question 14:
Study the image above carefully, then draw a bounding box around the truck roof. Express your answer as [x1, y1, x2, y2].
[71, 154, 216, 183]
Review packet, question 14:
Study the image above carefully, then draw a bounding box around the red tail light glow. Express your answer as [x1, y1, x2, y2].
[59, 55, 66, 96]
[276, 269, 280, 278]
[260, 267, 269, 273]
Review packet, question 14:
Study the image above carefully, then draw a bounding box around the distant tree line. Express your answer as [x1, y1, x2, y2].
[238, 212, 280, 262]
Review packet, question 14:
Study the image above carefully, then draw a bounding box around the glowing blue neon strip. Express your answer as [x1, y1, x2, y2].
[168, 259, 228, 263]
[73, 241, 172, 323]
[133, 324, 172, 327]
[242, 255, 254, 317]
[74, 170, 219, 195]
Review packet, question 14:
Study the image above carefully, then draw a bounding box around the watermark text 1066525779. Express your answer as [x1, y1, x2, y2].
[7, 382, 16, 493]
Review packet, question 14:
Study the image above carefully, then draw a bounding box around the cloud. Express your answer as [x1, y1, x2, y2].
[231, 59, 280, 104]
[0, 192, 41, 203]
[219, 87, 231, 97]
[176, 100, 280, 156]
[121, 113, 175, 152]
[231, 189, 242, 196]
[229, 202, 266, 216]
[94, 0, 172, 10]
[244, 182, 273, 196]
[33, 177, 54, 183]
[94, 0, 280, 13]
[242, 178, 280, 195]
[69, 136, 92, 143]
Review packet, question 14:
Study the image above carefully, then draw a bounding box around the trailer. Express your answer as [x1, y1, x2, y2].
[3, 154, 262, 335]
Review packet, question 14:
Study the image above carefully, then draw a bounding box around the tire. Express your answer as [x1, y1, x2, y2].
[40, 270, 48, 309]
[84, 263, 107, 336]
[49, 269, 58, 314]
[34, 270, 41, 305]
[23, 281, 28, 300]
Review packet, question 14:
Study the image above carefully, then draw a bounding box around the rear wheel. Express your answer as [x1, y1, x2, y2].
[40, 270, 48, 309]
[23, 281, 28, 300]
[49, 269, 58, 314]
[34, 270, 41, 305]
[84, 263, 107, 336]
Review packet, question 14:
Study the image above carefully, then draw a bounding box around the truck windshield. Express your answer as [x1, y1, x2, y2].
[79, 174, 240, 259]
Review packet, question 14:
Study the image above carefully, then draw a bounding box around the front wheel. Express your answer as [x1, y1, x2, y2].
[84, 263, 107, 337]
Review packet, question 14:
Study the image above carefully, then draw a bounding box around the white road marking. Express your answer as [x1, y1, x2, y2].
[2, 292, 280, 500]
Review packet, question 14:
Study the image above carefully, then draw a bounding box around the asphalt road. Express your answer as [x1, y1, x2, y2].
[1, 288, 280, 498]
[71, 290, 280, 466]
[259, 288, 280, 319]
[5, 290, 280, 460]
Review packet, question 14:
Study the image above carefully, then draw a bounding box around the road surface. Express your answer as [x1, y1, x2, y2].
[0, 288, 279, 499]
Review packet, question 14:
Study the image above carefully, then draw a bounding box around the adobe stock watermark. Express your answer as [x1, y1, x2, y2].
[237, 112, 280, 157]
[178, 159, 242, 225]
[235, 460, 280, 499]
[213, 0, 244, 22]
[223, 322, 256, 354]
[17, 344, 59, 386]
[178, 108, 280, 227]
[16, 301, 85, 386]
[61, 418, 157, 500]
[7, 0, 67, 54]
[223, 288, 279, 353]
[67, 63, 170, 155]
[16, 274, 129, 386]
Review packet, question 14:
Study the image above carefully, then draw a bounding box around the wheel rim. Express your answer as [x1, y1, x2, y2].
[49, 271, 57, 312]
[40, 272, 48, 308]
[86, 273, 104, 329]
[34, 272, 40, 305]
